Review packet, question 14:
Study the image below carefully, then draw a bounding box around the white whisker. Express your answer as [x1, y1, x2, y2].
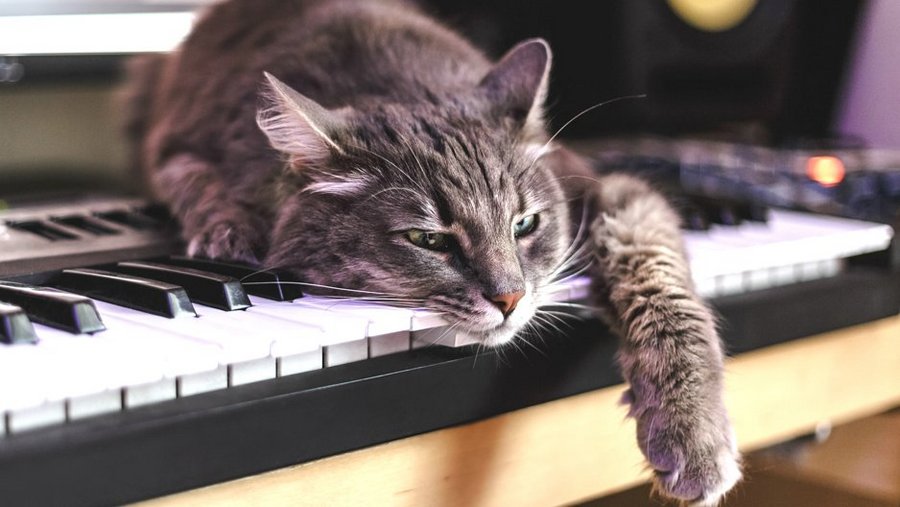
[541, 95, 646, 153]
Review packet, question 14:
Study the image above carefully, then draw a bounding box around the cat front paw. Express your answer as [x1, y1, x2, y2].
[185, 219, 262, 264]
[625, 391, 741, 505]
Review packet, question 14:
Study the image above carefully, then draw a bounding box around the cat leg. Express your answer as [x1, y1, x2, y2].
[151, 154, 266, 263]
[589, 173, 741, 505]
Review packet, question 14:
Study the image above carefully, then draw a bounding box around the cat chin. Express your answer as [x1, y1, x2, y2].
[462, 305, 536, 348]
[474, 325, 520, 348]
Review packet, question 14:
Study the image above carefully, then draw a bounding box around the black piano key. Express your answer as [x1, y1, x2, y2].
[5, 220, 79, 241]
[109, 261, 251, 311]
[50, 215, 121, 236]
[745, 203, 770, 222]
[680, 204, 711, 231]
[53, 268, 196, 318]
[715, 205, 743, 226]
[135, 204, 175, 224]
[0, 282, 106, 334]
[158, 256, 305, 301]
[0, 301, 39, 344]
[93, 209, 161, 230]
[679, 193, 771, 228]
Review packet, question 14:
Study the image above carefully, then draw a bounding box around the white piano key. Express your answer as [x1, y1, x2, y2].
[68, 390, 121, 421]
[207, 310, 323, 360]
[100, 312, 220, 377]
[821, 258, 841, 277]
[324, 339, 369, 366]
[179, 365, 228, 397]
[247, 297, 368, 364]
[288, 297, 414, 357]
[369, 331, 410, 357]
[694, 275, 717, 298]
[278, 350, 323, 376]
[96, 301, 270, 364]
[715, 273, 745, 296]
[0, 345, 56, 412]
[685, 209, 894, 288]
[124, 379, 177, 408]
[7, 401, 66, 433]
[746, 267, 772, 292]
[249, 296, 370, 345]
[409, 309, 459, 349]
[771, 264, 797, 286]
[296, 296, 414, 336]
[443, 331, 482, 348]
[410, 309, 448, 330]
[411, 325, 475, 349]
[229, 357, 277, 386]
[34, 324, 165, 395]
[796, 261, 819, 281]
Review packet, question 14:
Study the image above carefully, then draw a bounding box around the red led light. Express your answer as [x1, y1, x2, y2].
[806, 156, 846, 187]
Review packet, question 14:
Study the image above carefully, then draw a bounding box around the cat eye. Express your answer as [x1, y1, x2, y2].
[513, 214, 539, 238]
[406, 229, 453, 252]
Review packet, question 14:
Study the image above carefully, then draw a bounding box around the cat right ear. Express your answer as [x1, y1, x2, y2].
[477, 38, 552, 141]
[257, 72, 347, 168]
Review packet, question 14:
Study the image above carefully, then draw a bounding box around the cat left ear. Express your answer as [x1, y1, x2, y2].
[257, 72, 347, 168]
[477, 38, 551, 140]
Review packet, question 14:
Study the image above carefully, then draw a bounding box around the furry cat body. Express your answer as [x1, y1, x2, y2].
[126, 0, 740, 503]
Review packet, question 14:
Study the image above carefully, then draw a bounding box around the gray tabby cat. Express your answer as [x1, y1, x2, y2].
[124, 0, 741, 503]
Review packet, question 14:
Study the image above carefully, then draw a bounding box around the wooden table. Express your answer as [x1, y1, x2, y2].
[140, 315, 900, 507]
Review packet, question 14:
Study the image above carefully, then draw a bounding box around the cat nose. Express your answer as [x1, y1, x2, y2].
[488, 291, 525, 318]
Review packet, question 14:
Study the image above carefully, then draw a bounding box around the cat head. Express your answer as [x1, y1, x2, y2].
[258, 39, 573, 347]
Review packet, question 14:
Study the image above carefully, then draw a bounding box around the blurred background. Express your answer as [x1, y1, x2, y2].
[2, 0, 899, 222]
[0, 1, 898, 505]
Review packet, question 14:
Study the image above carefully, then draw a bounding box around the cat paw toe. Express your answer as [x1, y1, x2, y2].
[639, 413, 741, 505]
[186, 222, 260, 264]
[650, 445, 741, 506]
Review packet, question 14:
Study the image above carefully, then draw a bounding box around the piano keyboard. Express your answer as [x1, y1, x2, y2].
[0, 196, 894, 437]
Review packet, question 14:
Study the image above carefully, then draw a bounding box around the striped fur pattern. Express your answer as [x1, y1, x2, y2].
[589, 174, 742, 505]
[123, 0, 740, 503]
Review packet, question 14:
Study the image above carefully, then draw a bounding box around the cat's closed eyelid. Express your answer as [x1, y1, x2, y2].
[386, 219, 448, 235]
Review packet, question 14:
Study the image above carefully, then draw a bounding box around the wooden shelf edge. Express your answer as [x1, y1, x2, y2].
[138, 315, 900, 507]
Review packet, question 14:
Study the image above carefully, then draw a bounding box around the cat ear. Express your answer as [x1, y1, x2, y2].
[257, 72, 346, 167]
[477, 38, 551, 139]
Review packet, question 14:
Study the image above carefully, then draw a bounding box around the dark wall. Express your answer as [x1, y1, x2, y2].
[422, 0, 865, 143]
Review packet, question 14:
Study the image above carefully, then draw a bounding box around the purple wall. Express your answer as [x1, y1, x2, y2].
[836, 0, 900, 148]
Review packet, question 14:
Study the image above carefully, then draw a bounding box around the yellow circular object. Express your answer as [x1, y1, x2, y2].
[666, 0, 759, 32]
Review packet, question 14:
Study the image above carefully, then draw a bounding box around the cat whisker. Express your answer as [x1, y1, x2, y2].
[517, 333, 548, 358]
[471, 340, 485, 369]
[537, 301, 599, 312]
[425, 321, 463, 348]
[362, 185, 430, 205]
[309, 297, 428, 310]
[556, 195, 592, 262]
[501, 334, 526, 361]
[536, 94, 647, 162]
[546, 211, 594, 281]
[239, 280, 411, 298]
[547, 243, 593, 281]
[535, 309, 579, 329]
[311, 293, 426, 303]
[400, 135, 432, 187]
[531, 312, 570, 338]
[546, 258, 594, 286]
